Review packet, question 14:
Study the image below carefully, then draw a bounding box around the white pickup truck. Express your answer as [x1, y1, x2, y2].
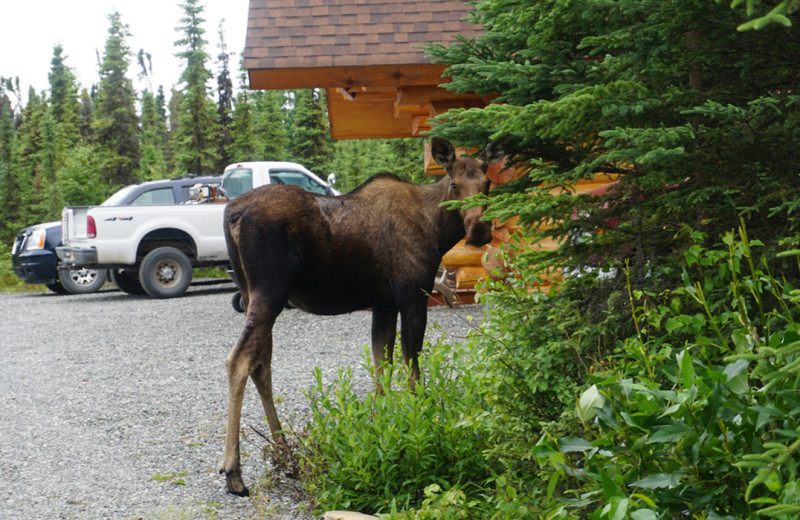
[57, 162, 337, 298]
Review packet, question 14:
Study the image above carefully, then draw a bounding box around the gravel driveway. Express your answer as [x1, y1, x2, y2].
[0, 281, 482, 519]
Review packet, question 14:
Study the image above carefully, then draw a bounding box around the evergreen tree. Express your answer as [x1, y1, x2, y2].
[94, 11, 140, 187]
[165, 87, 182, 170]
[0, 85, 20, 244]
[47, 45, 81, 142]
[227, 86, 257, 161]
[139, 89, 169, 180]
[34, 45, 89, 218]
[252, 89, 288, 160]
[215, 21, 234, 171]
[36, 110, 65, 217]
[77, 88, 95, 142]
[172, 0, 219, 175]
[288, 89, 330, 172]
[13, 88, 47, 226]
[0, 77, 23, 126]
[328, 138, 426, 192]
[427, 0, 800, 290]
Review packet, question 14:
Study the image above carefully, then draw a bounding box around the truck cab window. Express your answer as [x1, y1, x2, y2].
[131, 188, 176, 205]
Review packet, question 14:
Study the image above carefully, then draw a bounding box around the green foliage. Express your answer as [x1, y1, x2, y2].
[47, 44, 80, 144]
[94, 11, 140, 186]
[214, 22, 234, 171]
[731, 0, 800, 30]
[172, 0, 219, 175]
[427, 0, 800, 301]
[288, 89, 331, 173]
[328, 138, 427, 192]
[532, 229, 800, 519]
[139, 88, 169, 181]
[298, 340, 492, 516]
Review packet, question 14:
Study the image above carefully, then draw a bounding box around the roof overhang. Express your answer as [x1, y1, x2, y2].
[248, 63, 488, 140]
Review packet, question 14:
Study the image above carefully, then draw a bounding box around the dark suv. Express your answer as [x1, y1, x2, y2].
[11, 174, 221, 294]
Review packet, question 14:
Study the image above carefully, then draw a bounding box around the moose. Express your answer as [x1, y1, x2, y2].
[220, 137, 506, 496]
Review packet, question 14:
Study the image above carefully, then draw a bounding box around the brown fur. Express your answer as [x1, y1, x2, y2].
[219, 138, 505, 495]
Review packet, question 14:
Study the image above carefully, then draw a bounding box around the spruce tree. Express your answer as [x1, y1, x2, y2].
[94, 11, 140, 187]
[215, 22, 234, 171]
[47, 45, 80, 143]
[252, 89, 288, 160]
[0, 85, 20, 243]
[139, 89, 169, 180]
[427, 0, 800, 290]
[288, 89, 330, 173]
[173, 0, 219, 175]
[37, 45, 89, 217]
[77, 89, 95, 142]
[328, 138, 426, 192]
[227, 68, 257, 161]
[14, 88, 46, 225]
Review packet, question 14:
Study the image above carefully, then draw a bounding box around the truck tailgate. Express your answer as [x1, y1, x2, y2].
[61, 206, 90, 243]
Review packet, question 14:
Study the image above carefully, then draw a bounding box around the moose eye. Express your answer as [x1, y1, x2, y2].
[450, 183, 458, 191]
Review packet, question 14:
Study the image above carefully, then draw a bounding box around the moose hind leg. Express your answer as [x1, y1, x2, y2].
[221, 311, 274, 496]
[249, 335, 284, 444]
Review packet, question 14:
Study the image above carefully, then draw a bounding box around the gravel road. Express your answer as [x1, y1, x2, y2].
[0, 281, 482, 519]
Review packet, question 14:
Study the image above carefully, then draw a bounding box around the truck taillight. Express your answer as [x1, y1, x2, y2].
[87, 216, 97, 238]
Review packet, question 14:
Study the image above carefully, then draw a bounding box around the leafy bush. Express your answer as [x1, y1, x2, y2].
[298, 339, 492, 515]
[532, 228, 800, 519]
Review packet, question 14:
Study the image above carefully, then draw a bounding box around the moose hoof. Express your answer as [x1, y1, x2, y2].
[222, 468, 250, 497]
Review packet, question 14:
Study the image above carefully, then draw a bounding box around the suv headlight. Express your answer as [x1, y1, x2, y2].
[26, 229, 47, 251]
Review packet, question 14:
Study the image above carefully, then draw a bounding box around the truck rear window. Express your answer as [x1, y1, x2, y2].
[222, 169, 253, 199]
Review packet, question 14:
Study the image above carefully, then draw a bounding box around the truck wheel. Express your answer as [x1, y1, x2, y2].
[139, 247, 193, 299]
[110, 269, 146, 295]
[231, 291, 244, 313]
[57, 268, 107, 294]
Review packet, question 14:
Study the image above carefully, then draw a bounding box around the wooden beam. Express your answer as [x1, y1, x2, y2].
[394, 102, 429, 119]
[326, 88, 417, 139]
[249, 64, 448, 91]
[411, 116, 433, 136]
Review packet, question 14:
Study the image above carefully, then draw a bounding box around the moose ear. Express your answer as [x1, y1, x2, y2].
[431, 137, 456, 171]
[480, 136, 509, 165]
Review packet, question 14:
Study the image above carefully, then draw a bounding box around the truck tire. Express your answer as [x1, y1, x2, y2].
[139, 247, 193, 299]
[57, 267, 107, 294]
[111, 269, 146, 295]
[231, 291, 244, 313]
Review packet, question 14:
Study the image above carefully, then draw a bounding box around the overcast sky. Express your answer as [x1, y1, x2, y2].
[1, 0, 249, 103]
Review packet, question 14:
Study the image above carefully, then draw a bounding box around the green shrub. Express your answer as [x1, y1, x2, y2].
[533, 228, 800, 519]
[0, 250, 34, 292]
[298, 339, 492, 515]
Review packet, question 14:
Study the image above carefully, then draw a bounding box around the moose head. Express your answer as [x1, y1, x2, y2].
[430, 136, 506, 247]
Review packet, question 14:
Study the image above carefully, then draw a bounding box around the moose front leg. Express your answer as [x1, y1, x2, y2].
[400, 301, 428, 389]
[371, 308, 398, 393]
